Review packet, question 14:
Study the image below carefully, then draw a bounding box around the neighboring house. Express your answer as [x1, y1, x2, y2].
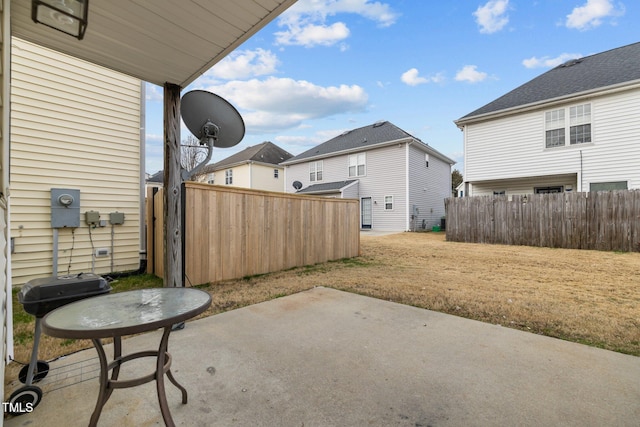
[455, 42, 640, 197]
[10, 38, 144, 286]
[195, 141, 293, 192]
[146, 170, 164, 189]
[281, 121, 455, 232]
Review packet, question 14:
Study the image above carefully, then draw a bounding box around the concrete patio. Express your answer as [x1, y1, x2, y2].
[5, 286, 640, 426]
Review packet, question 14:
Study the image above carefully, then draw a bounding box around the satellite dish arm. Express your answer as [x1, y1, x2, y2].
[182, 121, 218, 181]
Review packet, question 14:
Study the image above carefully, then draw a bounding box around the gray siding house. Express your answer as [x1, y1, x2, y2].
[455, 42, 640, 196]
[282, 121, 455, 232]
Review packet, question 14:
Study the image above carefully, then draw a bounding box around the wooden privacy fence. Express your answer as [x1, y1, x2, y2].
[445, 190, 640, 252]
[147, 182, 360, 285]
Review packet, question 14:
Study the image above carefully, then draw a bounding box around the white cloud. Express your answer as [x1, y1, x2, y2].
[400, 68, 445, 86]
[276, 0, 399, 47]
[565, 0, 625, 30]
[275, 22, 350, 47]
[204, 77, 369, 133]
[145, 83, 163, 102]
[455, 65, 488, 83]
[522, 53, 583, 69]
[204, 49, 279, 80]
[473, 0, 510, 34]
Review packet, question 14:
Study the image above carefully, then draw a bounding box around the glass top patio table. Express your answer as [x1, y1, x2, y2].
[41, 287, 212, 427]
[42, 287, 211, 339]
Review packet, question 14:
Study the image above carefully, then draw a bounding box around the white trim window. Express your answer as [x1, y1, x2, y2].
[309, 161, 323, 182]
[348, 153, 366, 177]
[225, 169, 233, 185]
[384, 195, 393, 210]
[545, 103, 591, 148]
[274, 169, 279, 179]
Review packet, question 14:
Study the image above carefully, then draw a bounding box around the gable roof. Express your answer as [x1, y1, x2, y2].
[282, 121, 454, 165]
[201, 141, 293, 173]
[457, 41, 640, 124]
[147, 170, 164, 183]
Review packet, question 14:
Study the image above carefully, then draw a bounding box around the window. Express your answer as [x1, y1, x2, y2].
[493, 190, 506, 195]
[384, 195, 393, 210]
[425, 154, 430, 168]
[206, 173, 214, 184]
[590, 181, 627, 192]
[535, 186, 563, 194]
[349, 153, 366, 177]
[274, 169, 279, 179]
[309, 161, 323, 182]
[545, 103, 591, 148]
[225, 169, 233, 185]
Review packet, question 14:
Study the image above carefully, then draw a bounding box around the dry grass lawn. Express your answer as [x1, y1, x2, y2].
[6, 231, 640, 389]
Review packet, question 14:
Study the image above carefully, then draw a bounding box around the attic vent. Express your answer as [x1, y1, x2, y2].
[560, 58, 583, 68]
[373, 120, 386, 128]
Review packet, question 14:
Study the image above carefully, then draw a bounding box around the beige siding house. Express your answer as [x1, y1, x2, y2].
[9, 38, 143, 287]
[197, 141, 292, 192]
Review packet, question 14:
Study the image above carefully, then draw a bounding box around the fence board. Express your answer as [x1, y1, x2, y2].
[147, 182, 360, 285]
[445, 190, 640, 252]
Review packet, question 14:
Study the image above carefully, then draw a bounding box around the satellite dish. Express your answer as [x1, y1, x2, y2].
[181, 90, 245, 148]
[292, 181, 303, 190]
[180, 90, 245, 180]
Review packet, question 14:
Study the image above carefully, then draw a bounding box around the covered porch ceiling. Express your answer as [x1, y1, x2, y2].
[10, 0, 298, 87]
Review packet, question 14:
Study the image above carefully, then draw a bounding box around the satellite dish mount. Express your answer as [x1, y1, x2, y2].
[180, 90, 245, 181]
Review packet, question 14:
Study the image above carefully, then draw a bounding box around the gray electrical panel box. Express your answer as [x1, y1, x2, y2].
[51, 188, 80, 228]
[85, 210, 100, 226]
[109, 211, 125, 225]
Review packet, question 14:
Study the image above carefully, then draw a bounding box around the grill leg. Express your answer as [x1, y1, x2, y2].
[25, 318, 43, 386]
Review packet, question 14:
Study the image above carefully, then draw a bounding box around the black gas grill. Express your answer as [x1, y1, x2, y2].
[9, 273, 111, 414]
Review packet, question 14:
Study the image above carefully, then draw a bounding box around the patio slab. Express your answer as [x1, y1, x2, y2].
[5, 286, 640, 426]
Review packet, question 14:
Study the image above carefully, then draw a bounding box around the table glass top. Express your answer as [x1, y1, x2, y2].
[42, 288, 211, 334]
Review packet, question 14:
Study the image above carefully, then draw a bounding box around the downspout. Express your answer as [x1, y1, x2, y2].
[579, 150, 583, 192]
[405, 142, 410, 231]
[3, 0, 14, 363]
[139, 81, 146, 262]
[108, 81, 148, 279]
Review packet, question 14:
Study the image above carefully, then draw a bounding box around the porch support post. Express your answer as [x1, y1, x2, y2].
[163, 83, 182, 287]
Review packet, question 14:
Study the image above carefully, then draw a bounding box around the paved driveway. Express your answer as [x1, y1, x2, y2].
[6, 287, 640, 426]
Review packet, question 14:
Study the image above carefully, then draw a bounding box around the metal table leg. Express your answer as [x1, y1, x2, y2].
[87, 329, 188, 427]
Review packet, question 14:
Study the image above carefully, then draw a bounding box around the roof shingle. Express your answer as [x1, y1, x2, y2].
[458, 41, 640, 122]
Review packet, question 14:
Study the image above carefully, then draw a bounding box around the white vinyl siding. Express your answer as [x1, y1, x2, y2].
[470, 175, 577, 197]
[10, 38, 142, 286]
[464, 89, 640, 192]
[408, 145, 451, 230]
[286, 144, 408, 231]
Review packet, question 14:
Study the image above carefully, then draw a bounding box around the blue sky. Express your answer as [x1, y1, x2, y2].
[144, 0, 638, 174]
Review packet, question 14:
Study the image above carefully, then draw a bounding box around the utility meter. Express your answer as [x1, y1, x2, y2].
[51, 189, 80, 228]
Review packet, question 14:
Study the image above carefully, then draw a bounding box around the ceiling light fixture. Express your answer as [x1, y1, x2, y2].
[32, 0, 88, 40]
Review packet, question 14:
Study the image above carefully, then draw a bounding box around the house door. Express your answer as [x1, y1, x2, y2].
[361, 197, 372, 229]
